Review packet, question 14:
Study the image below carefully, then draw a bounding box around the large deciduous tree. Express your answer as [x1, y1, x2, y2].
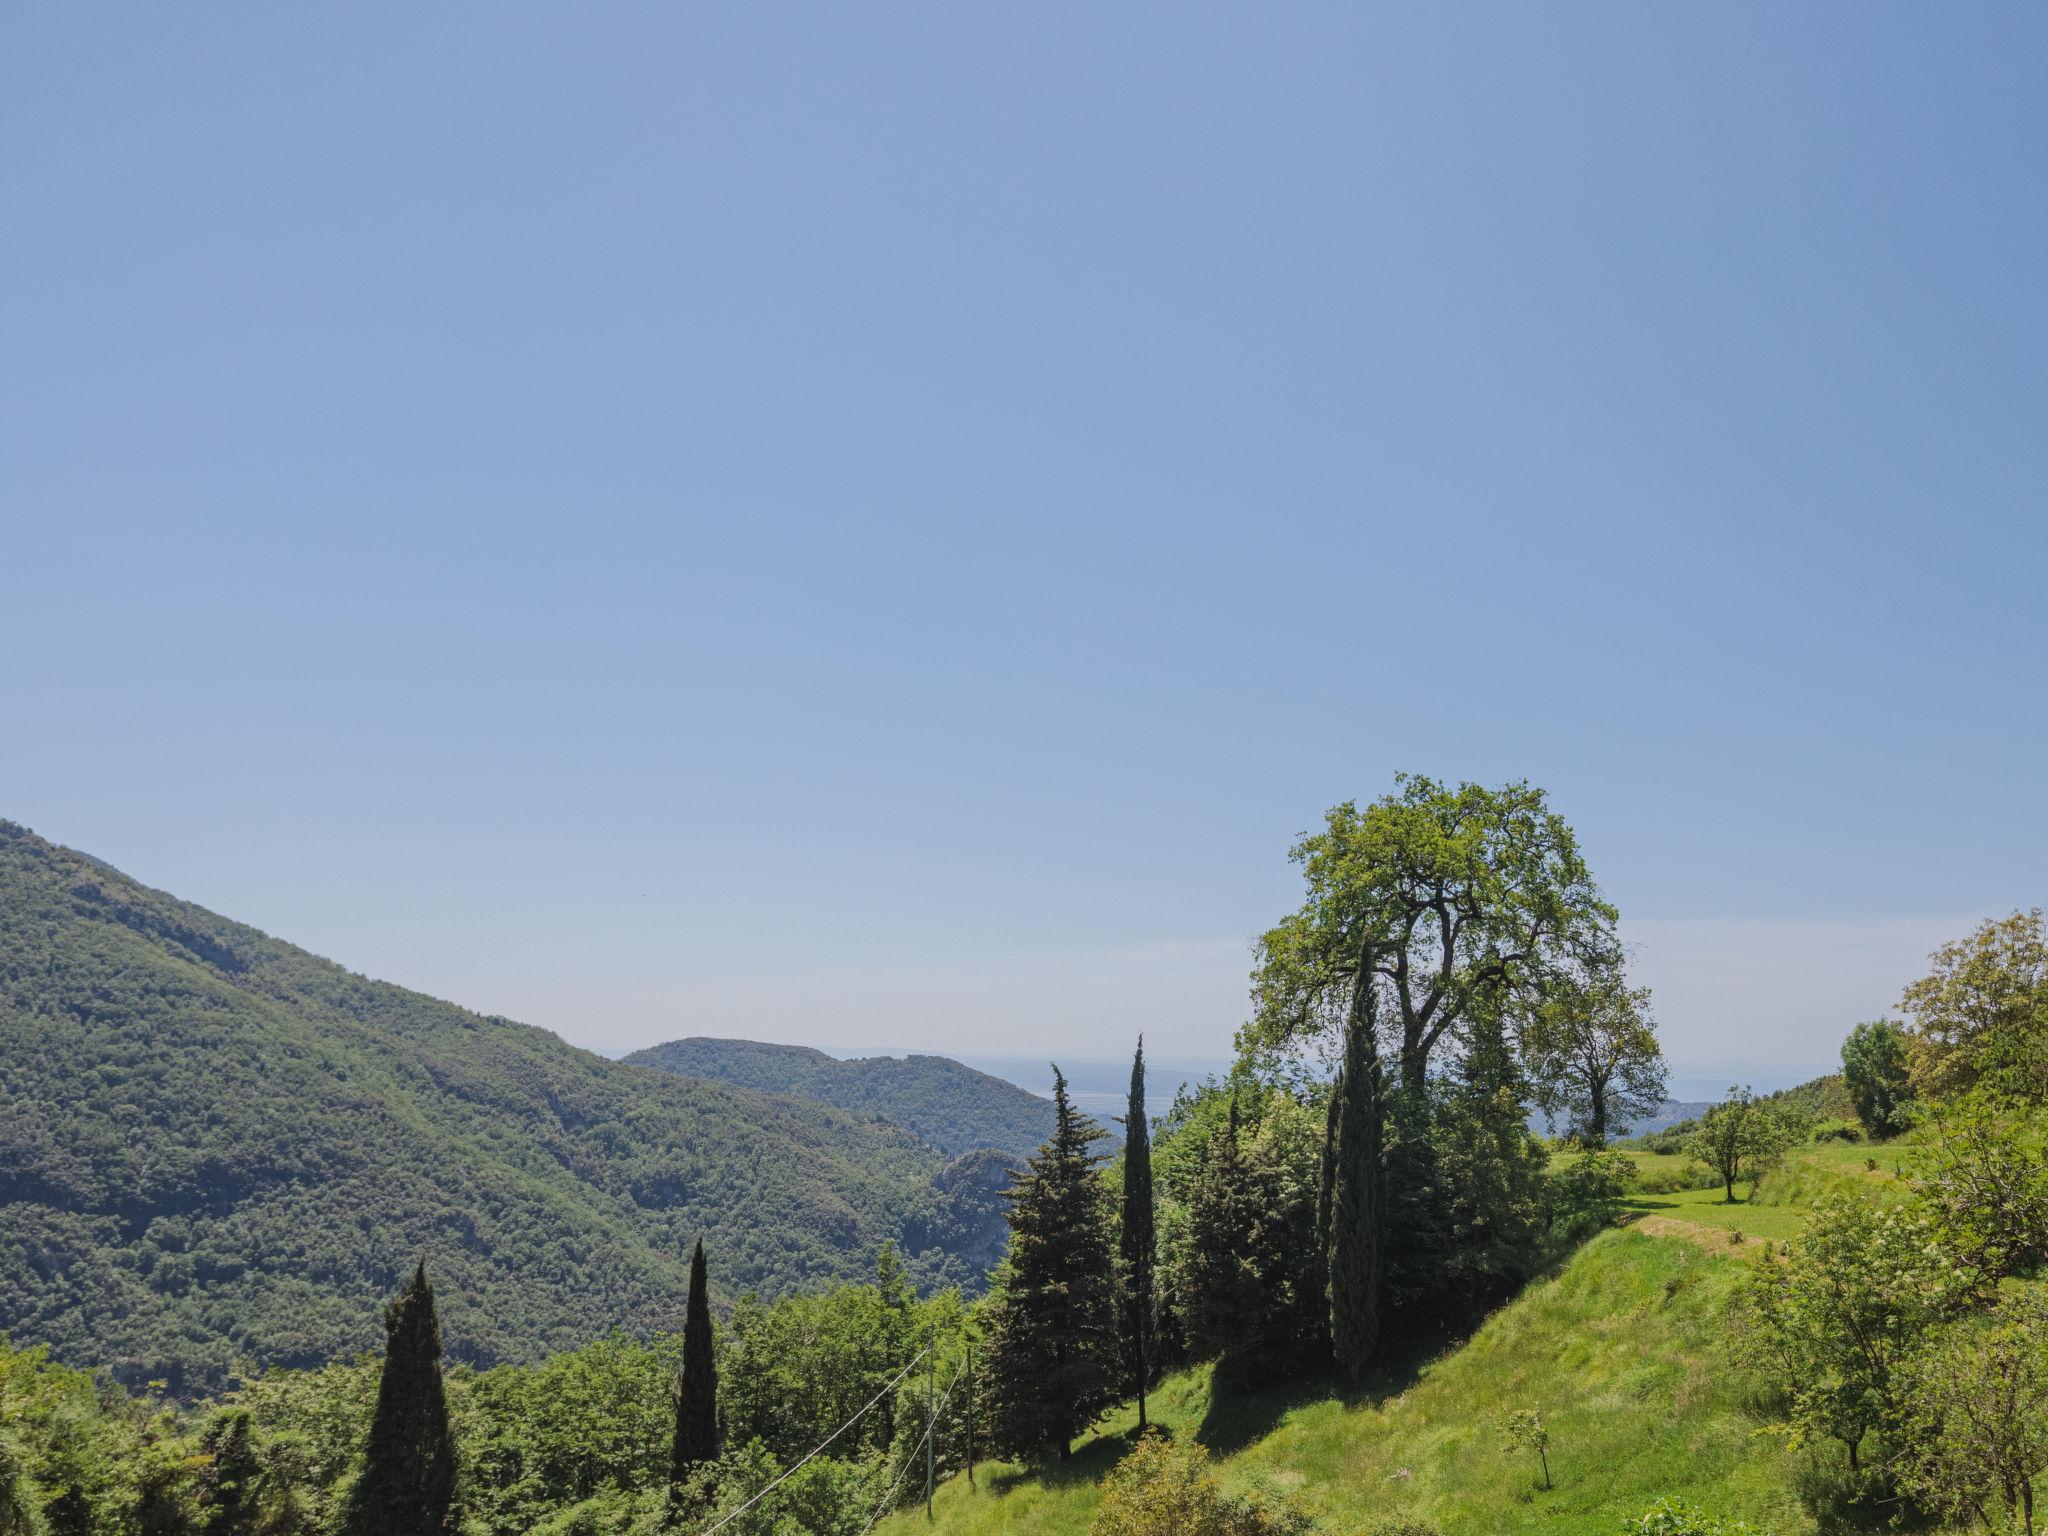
[1688, 1087, 1791, 1204]
[1244, 776, 1617, 1100]
[1746, 1196, 1977, 1475]
[1840, 1019, 1914, 1140]
[1900, 910, 2048, 1102]
[1118, 1040, 1157, 1430]
[1523, 963, 1666, 1148]
[982, 1068, 1121, 1462]
[344, 1261, 457, 1536]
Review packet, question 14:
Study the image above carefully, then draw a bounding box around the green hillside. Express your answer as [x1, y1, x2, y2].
[625, 1036, 1059, 1158]
[884, 1137, 1943, 1536]
[0, 822, 1000, 1393]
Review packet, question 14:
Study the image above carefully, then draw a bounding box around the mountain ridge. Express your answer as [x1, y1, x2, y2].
[0, 821, 1002, 1392]
[623, 1036, 1061, 1159]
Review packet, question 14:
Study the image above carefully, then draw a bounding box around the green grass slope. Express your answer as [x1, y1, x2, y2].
[887, 1230, 1814, 1536]
[625, 1036, 1058, 1159]
[0, 822, 998, 1393]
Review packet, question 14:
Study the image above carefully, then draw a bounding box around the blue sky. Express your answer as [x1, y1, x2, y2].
[3, 5, 2042, 1068]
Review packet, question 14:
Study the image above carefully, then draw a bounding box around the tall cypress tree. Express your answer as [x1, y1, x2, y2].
[1329, 987, 1385, 1383]
[1118, 1038, 1156, 1429]
[982, 1066, 1120, 1462]
[344, 1260, 457, 1536]
[1314, 1060, 1344, 1314]
[669, 1237, 720, 1496]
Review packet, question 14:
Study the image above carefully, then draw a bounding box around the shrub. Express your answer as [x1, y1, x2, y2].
[1092, 1431, 1315, 1536]
[1623, 1495, 1761, 1534]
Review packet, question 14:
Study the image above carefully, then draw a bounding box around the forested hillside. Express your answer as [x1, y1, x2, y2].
[626, 1037, 1059, 1158]
[0, 822, 1002, 1392]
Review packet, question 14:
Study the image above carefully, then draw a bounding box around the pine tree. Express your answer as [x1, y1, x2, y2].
[1118, 1038, 1156, 1429]
[982, 1066, 1121, 1461]
[669, 1237, 720, 1496]
[343, 1260, 457, 1536]
[1329, 997, 1385, 1383]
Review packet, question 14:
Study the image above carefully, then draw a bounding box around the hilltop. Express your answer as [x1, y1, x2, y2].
[0, 822, 1003, 1393]
[625, 1036, 1059, 1159]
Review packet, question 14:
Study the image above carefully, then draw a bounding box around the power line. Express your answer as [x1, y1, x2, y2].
[855, 1360, 966, 1536]
[696, 1347, 930, 1536]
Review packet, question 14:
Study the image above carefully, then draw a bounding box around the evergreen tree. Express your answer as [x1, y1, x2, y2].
[343, 1261, 457, 1536]
[1328, 1002, 1384, 1382]
[1315, 1061, 1343, 1296]
[1118, 1039, 1156, 1429]
[982, 1067, 1121, 1461]
[1180, 1095, 1316, 1385]
[669, 1238, 720, 1496]
[1435, 1004, 1549, 1293]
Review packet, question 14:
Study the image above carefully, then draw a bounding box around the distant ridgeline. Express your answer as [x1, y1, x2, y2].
[0, 821, 1012, 1394]
[624, 1036, 1062, 1160]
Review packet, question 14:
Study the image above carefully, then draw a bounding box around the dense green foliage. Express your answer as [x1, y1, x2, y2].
[1840, 1020, 1914, 1139]
[625, 1038, 1060, 1160]
[1177, 1099, 1316, 1386]
[1899, 909, 2048, 1102]
[0, 1253, 978, 1536]
[0, 822, 1002, 1391]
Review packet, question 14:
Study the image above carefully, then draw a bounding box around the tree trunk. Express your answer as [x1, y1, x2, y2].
[1587, 1090, 1606, 1149]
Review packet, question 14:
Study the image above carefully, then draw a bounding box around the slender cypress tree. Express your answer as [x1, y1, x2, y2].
[1314, 1060, 1344, 1312]
[1329, 984, 1385, 1383]
[1118, 1038, 1156, 1429]
[982, 1066, 1121, 1462]
[343, 1260, 457, 1536]
[669, 1237, 720, 1495]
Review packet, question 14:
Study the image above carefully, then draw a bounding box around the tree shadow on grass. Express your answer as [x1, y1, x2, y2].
[1192, 1293, 1521, 1456]
[982, 1430, 1136, 1495]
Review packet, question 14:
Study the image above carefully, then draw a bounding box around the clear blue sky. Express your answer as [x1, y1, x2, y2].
[4, 6, 2042, 1069]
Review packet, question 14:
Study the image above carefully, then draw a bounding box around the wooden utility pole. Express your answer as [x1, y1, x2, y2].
[964, 1340, 975, 1489]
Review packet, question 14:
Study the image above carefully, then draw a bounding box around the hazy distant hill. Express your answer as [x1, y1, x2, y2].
[0, 822, 1002, 1392]
[625, 1037, 1059, 1159]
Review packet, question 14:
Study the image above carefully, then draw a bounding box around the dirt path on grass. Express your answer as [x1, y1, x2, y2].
[1626, 1214, 1758, 1255]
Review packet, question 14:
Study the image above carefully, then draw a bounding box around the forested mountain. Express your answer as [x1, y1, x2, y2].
[625, 1036, 1059, 1158]
[0, 822, 1001, 1393]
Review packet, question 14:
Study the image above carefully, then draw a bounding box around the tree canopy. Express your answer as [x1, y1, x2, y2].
[1244, 776, 1618, 1097]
